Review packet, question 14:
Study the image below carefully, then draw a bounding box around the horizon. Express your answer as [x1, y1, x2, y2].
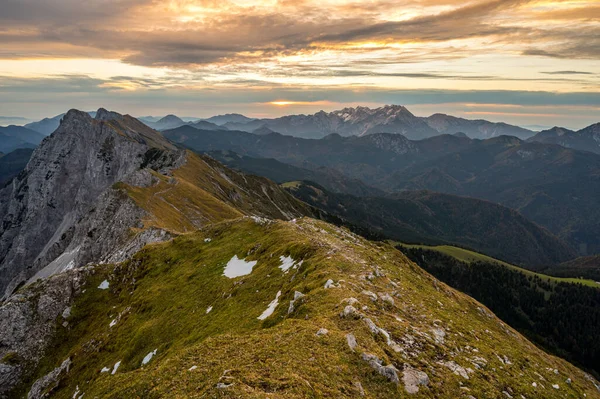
[0, 0, 598, 128]
[1, 103, 597, 132]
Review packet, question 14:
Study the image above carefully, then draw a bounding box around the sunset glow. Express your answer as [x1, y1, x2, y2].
[0, 0, 597, 126]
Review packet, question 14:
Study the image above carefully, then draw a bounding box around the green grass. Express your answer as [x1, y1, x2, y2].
[14, 218, 600, 398]
[281, 180, 302, 189]
[397, 242, 600, 288]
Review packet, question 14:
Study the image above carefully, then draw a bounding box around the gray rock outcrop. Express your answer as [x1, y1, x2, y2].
[0, 109, 179, 298]
[0, 268, 90, 396]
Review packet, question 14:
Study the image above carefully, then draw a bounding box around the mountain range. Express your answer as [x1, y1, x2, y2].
[0, 125, 45, 153]
[164, 125, 600, 256]
[528, 123, 600, 154]
[286, 181, 575, 266]
[17, 105, 540, 141]
[1, 108, 599, 399]
[219, 105, 536, 140]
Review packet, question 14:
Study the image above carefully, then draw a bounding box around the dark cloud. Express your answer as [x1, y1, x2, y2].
[0, 0, 597, 67]
[0, 74, 108, 93]
[542, 71, 594, 75]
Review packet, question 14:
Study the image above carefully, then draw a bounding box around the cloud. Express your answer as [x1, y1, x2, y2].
[542, 71, 595, 75]
[0, 0, 597, 127]
[0, 0, 598, 67]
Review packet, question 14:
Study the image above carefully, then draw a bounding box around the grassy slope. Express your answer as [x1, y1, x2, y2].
[122, 151, 314, 233]
[398, 242, 599, 288]
[543, 255, 600, 282]
[18, 218, 600, 398]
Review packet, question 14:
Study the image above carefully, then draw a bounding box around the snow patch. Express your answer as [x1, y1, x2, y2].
[98, 280, 109, 290]
[141, 349, 157, 366]
[111, 361, 121, 375]
[223, 255, 257, 278]
[258, 291, 282, 320]
[206, 306, 213, 314]
[278, 255, 303, 273]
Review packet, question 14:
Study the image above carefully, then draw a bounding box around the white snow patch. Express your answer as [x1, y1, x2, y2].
[223, 255, 257, 278]
[552, 384, 560, 389]
[279, 255, 295, 272]
[141, 349, 157, 366]
[98, 280, 110, 290]
[111, 361, 121, 375]
[109, 318, 118, 328]
[206, 306, 213, 314]
[258, 291, 282, 320]
[278, 256, 302, 273]
[100, 367, 110, 373]
[188, 365, 198, 371]
[72, 385, 82, 399]
[204, 238, 211, 243]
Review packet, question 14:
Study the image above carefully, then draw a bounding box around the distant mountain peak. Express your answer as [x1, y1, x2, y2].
[158, 114, 184, 123]
[252, 125, 276, 135]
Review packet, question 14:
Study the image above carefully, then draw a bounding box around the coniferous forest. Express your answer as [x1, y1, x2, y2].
[399, 246, 600, 378]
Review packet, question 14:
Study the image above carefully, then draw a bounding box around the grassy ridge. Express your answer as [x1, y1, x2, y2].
[121, 151, 314, 233]
[16, 218, 600, 398]
[398, 242, 599, 288]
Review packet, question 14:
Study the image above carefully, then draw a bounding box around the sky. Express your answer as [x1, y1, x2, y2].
[0, 0, 598, 128]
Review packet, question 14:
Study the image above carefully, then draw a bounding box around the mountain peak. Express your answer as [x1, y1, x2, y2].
[579, 122, 600, 134]
[62, 108, 93, 122]
[160, 114, 183, 122]
[95, 108, 123, 122]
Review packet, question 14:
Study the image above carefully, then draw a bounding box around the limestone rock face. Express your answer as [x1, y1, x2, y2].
[0, 109, 179, 298]
[0, 268, 90, 396]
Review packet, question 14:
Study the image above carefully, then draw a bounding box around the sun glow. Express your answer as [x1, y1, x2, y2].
[270, 101, 300, 106]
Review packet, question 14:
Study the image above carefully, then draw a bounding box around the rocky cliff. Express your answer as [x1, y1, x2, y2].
[0, 109, 180, 298]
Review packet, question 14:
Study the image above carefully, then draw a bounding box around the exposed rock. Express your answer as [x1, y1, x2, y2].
[346, 333, 358, 351]
[343, 297, 359, 306]
[216, 383, 234, 389]
[402, 365, 430, 394]
[0, 268, 90, 395]
[288, 291, 305, 314]
[0, 109, 180, 299]
[363, 318, 380, 334]
[340, 305, 360, 319]
[27, 358, 71, 399]
[324, 279, 336, 288]
[439, 361, 472, 379]
[431, 327, 446, 345]
[316, 328, 329, 336]
[361, 290, 377, 301]
[361, 353, 399, 384]
[379, 293, 394, 306]
[61, 306, 71, 319]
